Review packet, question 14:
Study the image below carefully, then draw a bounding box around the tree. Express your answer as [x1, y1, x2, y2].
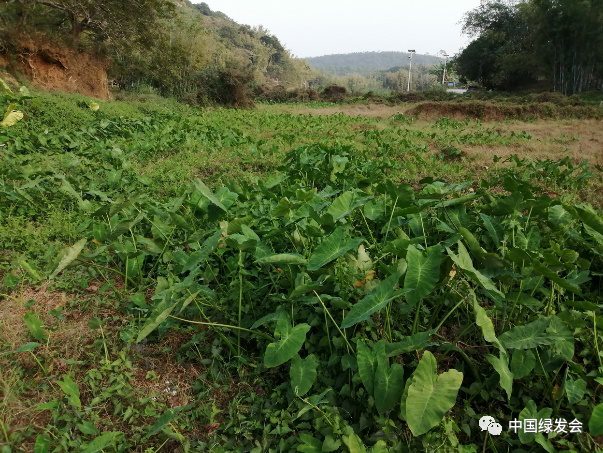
[455, 34, 503, 88]
[456, 2, 542, 90]
[457, 0, 603, 94]
[260, 34, 286, 65]
[528, 0, 603, 94]
[429, 62, 456, 84]
[194, 2, 211, 16]
[17, 0, 174, 44]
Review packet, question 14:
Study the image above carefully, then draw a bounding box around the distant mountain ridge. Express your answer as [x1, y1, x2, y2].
[305, 51, 443, 76]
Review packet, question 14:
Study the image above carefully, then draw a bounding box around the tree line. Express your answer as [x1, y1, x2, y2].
[455, 0, 603, 94]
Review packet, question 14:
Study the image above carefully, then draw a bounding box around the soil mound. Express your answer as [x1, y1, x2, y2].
[407, 101, 602, 121]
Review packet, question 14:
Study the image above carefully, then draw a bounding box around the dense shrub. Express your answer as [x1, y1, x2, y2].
[255, 86, 319, 103]
[321, 85, 348, 102]
[194, 68, 254, 108]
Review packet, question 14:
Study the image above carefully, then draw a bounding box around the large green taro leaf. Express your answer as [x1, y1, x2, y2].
[290, 354, 318, 396]
[326, 190, 372, 221]
[403, 245, 444, 306]
[341, 272, 407, 329]
[405, 351, 463, 436]
[264, 323, 310, 368]
[356, 340, 380, 395]
[374, 360, 404, 415]
[590, 404, 603, 436]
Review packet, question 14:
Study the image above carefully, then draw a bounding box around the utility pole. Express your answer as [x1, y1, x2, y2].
[407, 49, 416, 92]
[441, 53, 450, 85]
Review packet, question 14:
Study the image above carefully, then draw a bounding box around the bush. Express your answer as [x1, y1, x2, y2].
[255, 86, 320, 103]
[321, 85, 347, 102]
[528, 91, 586, 106]
[195, 68, 254, 108]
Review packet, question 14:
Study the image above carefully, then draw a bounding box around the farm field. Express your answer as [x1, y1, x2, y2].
[1, 92, 603, 452]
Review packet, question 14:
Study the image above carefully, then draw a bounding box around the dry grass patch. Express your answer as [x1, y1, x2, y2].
[462, 119, 602, 169]
[0, 284, 68, 347]
[131, 331, 202, 409]
[504, 120, 603, 166]
[258, 103, 413, 118]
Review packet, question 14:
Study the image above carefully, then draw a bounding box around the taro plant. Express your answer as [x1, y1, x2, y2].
[58, 143, 603, 451]
[3, 95, 602, 451]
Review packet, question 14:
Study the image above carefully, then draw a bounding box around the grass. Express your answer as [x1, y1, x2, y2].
[1, 91, 602, 451]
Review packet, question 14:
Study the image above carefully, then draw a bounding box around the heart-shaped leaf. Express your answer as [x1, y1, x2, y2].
[290, 354, 318, 396]
[499, 317, 555, 349]
[518, 400, 552, 444]
[510, 349, 535, 379]
[404, 245, 443, 306]
[1, 108, 23, 127]
[264, 323, 310, 367]
[374, 360, 404, 415]
[356, 340, 380, 395]
[405, 351, 463, 436]
[590, 404, 603, 436]
[326, 190, 371, 221]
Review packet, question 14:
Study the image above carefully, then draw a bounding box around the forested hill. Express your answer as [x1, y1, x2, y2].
[305, 51, 443, 76]
[184, 1, 314, 86]
[0, 0, 314, 101]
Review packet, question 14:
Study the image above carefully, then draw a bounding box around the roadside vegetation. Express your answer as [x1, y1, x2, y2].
[1, 83, 603, 452]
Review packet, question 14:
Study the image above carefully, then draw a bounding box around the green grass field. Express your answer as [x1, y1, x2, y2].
[1, 92, 603, 452]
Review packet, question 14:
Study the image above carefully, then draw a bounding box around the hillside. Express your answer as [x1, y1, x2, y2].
[0, 0, 314, 101]
[305, 51, 443, 76]
[178, 1, 315, 86]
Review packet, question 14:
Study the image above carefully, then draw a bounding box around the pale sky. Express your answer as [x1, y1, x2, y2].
[194, 0, 482, 58]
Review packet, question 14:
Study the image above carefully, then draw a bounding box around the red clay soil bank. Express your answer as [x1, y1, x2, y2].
[3, 40, 111, 100]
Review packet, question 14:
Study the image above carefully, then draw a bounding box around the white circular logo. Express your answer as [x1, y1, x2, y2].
[479, 416, 502, 436]
[479, 416, 495, 431]
[488, 422, 503, 436]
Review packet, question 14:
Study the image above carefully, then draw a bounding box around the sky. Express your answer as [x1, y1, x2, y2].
[194, 0, 482, 58]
